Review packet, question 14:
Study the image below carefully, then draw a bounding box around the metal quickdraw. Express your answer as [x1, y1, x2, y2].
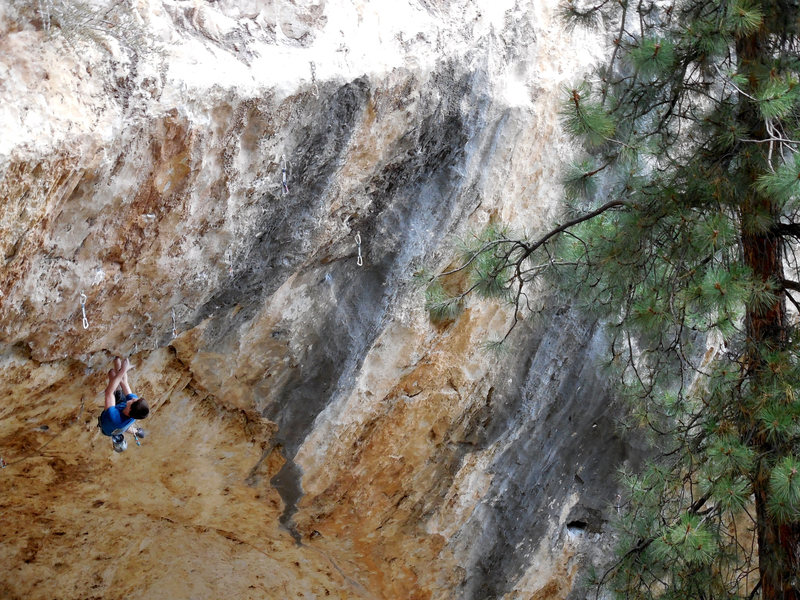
[80, 292, 89, 329]
[227, 246, 234, 275]
[310, 61, 319, 97]
[281, 155, 289, 195]
[355, 232, 363, 267]
[38, 0, 52, 33]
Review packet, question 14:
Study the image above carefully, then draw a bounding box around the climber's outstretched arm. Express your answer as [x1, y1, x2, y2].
[112, 356, 133, 396]
[104, 360, 130, 409]
[120, 365, 133, 396]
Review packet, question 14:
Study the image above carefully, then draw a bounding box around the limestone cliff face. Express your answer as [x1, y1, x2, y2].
[0, 2, 636, 599]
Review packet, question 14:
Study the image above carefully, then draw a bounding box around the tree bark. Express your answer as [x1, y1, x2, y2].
[742, 185, 800, 600]
[737, 15, 800, 593]
[753, 477, 800, 600]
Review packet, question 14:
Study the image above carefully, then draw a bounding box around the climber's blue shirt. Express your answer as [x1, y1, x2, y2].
[99, 394, 138, 436]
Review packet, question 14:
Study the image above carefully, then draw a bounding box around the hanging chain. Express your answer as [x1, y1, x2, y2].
[310, 61, 319, 97]
[355, 232, 363, 267]
[80, 292, 89, 329]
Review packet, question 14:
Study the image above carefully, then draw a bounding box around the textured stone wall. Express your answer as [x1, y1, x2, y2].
[0, 1, 639, 598]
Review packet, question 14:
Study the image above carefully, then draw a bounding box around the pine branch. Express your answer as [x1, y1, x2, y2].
[780, 278, 800, 293]
[437, 239, 527, 278]
[785, 290, 800, 315]
[594, 493, 713, 599]
[519, 200, 630, 262]
[748, 579, 762, 600]
[774, 222, 800, 238]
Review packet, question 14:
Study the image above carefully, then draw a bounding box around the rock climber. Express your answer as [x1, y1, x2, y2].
[98, 357, 149, 452]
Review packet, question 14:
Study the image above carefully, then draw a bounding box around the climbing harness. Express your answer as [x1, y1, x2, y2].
[355, 232, 363, 267]
[281, 155, 290, 195]
[171, 308, 177, 339]
[80, 292, 89, 329]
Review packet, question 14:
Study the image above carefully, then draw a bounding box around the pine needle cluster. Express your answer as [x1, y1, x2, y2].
[424, 223, 534, 326]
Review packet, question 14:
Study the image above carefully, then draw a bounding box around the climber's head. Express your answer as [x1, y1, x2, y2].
[125, 398, 150, 419]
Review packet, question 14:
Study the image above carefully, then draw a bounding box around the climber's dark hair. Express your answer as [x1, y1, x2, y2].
[129, 398, 149, 419]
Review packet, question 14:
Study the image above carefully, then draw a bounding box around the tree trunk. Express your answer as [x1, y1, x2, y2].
[737, 14, 800, 593]
[743, 228, 800, 599]
[753, 478, 800, 600]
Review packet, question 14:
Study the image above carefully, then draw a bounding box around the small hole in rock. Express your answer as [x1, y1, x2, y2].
[567, 520, 589, 536]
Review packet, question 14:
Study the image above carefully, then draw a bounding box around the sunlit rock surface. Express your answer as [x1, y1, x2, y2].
[0, 1, 638, 598]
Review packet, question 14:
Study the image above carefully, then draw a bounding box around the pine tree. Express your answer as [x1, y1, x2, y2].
[429, 0, 800, 596]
